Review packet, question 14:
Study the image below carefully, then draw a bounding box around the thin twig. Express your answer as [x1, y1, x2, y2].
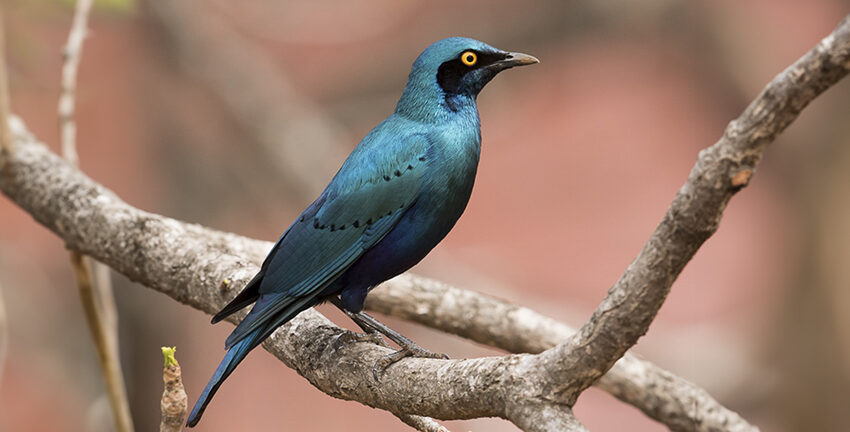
[0, 8, 12, 155]
[160, 347, 187, 432]
[71, 253, 133, 432]
[59, 1, 133, 431]
[58, 0, 93, 166]
[92, 262, 119, 348]
[395, 413, 451, 432]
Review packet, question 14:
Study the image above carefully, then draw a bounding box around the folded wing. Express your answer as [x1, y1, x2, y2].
[222, 132, 430, 349]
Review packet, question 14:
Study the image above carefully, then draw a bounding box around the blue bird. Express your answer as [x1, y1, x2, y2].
[186, 37, 537, 427]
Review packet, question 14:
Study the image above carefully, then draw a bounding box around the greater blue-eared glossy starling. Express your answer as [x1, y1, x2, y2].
[187, 37, 538, 427]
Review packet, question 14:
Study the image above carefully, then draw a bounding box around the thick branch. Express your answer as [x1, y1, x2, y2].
[539, 14, 850, 403]
[366, 276, 757, 432]
[0, 118, 574, 428]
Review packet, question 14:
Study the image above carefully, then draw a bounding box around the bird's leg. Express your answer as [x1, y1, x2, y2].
[329, 297, 448, 380]
[327, 297, 389, 347]
[335, 329, 389, 347]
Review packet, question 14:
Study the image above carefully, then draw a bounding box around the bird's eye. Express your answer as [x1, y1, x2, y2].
[460, 51, 477, 66]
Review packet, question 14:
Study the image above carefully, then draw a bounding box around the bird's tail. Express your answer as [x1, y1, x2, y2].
[186, 329, 261, 427]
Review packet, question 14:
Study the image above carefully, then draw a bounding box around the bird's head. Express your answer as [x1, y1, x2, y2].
[396, 37, 538, 119]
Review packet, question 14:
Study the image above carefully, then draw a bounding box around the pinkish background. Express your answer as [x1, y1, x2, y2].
[1, 1, 849, 431]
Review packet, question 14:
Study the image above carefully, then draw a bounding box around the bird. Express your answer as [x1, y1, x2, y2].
[186, 37, 538, 427]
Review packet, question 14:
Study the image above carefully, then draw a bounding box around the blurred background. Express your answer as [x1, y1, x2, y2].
[1, 0, 849, 430]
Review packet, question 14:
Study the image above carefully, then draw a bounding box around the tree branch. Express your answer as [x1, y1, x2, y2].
[0, 5, 11, 401]
[0, 8, 12, 156]
[366, 275, 757, 432]
[58, 1, 133, 431]
[71, 252, 133, 432]
[394, 413, 451, 432]
[0, 118, 585, 430]
[537, 14, 850, 404]
[160, 347, 187, 432]
[58, 0, 92, 167]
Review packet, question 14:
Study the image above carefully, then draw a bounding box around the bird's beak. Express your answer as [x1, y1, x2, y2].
[491, 51, 540, 71]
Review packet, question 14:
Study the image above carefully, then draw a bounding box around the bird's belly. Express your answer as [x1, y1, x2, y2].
[331, 128, 480, 311]
[336, 181, 473, 296]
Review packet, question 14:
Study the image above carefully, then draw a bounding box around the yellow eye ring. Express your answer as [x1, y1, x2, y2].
[461, 51, 477, 66]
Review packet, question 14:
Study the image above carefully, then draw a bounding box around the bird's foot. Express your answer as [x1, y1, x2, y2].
[372, 344, 449, 381]
[337, 330, 390, 348]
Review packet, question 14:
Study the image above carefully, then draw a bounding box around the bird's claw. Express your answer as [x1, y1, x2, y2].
[372, 345, 449, 381]
[337, 330, 390, 348]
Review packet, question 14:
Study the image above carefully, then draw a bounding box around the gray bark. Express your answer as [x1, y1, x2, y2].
[366, 275, 757, 432]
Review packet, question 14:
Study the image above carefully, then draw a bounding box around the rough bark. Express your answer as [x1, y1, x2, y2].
[366, 276, 757, 432]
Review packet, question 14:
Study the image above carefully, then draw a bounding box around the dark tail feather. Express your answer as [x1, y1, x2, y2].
[190, 294, 319, 426]
[186, 329, 261, 427]
[211, 272, 263, 324]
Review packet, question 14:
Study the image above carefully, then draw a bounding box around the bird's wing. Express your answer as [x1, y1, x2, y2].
[224, 131, 430, 347]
